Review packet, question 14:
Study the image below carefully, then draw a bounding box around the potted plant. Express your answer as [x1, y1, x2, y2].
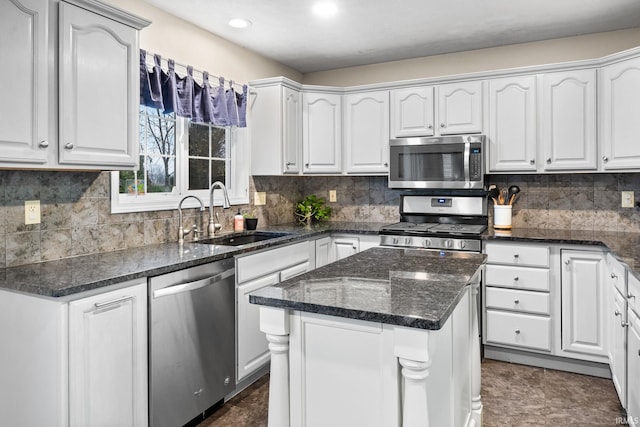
[242, 211, 258, 230]
[295, 194, 331, 227]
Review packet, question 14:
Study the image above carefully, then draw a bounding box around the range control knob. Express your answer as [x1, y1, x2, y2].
[404, 237, 412, 246]
[444, 239, 453, 248]
[423, 239, 432, 248]
[460, 240, 466, 249]
[392, 237, 399, 245]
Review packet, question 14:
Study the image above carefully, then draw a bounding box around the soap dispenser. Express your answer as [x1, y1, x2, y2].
[234, 210, 244, 232]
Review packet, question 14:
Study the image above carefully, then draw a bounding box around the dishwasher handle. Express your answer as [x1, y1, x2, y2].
[153, 268, 235, 299]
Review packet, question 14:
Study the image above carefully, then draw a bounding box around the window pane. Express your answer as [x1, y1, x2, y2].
[212, 160, 225, 185]
[189, 122, 210, 157]
[146, 116, 176, 156]
[147, 156, 175, 193]
[211, 127, 226, 158]
[189, 159, 209, 190]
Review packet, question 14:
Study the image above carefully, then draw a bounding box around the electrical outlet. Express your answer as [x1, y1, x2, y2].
[25, 200, 41, 224]
[254, 191, 266, 206]
[329, 190, 337, 203]
[622, 191, 635, 208]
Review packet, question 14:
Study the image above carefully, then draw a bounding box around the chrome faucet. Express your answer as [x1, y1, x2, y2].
[208, 181, 231, 236]
[178, 195, 205, 245]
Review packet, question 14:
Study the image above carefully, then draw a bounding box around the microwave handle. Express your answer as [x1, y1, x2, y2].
[464, 142, 470, 183]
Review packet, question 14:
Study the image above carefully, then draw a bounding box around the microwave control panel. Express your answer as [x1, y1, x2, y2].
[470, 145, 483, 180]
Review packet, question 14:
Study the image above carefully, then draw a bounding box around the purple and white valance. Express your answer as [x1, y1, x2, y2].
[140, 49, 248, 128]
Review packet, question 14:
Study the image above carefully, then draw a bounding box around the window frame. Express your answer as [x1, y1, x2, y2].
[110, 115, 249, 214]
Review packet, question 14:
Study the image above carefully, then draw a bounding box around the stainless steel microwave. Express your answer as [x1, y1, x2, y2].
[388, 135, 485, 189]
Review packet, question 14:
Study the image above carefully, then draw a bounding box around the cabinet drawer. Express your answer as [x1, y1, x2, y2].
[485, 287, 550, 315]
[484, 243, 549, 267]
[485, 264, 550, 291]
[629, 272, 640, 318]
[486, 310, 551, 351]
[237, 241, 310, 283]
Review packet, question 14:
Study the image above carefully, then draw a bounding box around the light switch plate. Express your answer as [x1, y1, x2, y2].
[622, 191, 635, 208]
[25, 200, 41, 224]
[254, 192, 266, 206]
[329, 190, 337, 203]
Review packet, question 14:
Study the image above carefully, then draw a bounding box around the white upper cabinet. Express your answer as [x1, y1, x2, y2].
[0, 0, 51, 165]
[488, 76, 537, 172]
[59, 1, 141, 168]
[250, 82, 302, 175]
[0, 0, 149, 170]
[541, 69, 597, 171]
[390, 86, 435, 137]
[343, 91, 389, 174]
[303, 91, 342, 173]
[437, 81, 483, 134]
[600, 56, 640, 170]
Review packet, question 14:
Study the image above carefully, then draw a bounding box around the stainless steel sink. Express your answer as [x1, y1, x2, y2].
[194, 231, 293, 246]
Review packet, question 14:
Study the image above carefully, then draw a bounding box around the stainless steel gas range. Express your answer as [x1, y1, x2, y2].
[380, 192, 487, 253]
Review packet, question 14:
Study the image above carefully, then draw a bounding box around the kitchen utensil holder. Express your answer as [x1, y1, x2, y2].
[493, 205, 512, 229]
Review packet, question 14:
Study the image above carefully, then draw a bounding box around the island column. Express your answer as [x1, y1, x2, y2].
[260, 306, 291, 427]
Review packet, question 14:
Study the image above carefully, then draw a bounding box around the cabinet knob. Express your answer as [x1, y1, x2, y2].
[513, 253, 519, 258]
[440, 123, 445, 128]
[611, 273, 618, 279]
[530, 159, 535, 165]
[514, 299, 520, 304]
[615, 310, 621, 316]
[39, 140, 49, 148]
[352, 245, 357, 249]
[514, 276, 519, 281]
[384, 162, 388, 167]
[565, 259, 570, 265]
[629, 293, 636, 300]
[427, 124, 433, 129]
[602, 156, 609, 162]
[286, 162, 294, 167]
[305, 163, 309, 167]
[622, 321, 629, 328]
[546, 158, 551, 164]
[64, 142, 74, 150]
[515, 329, 521, 334]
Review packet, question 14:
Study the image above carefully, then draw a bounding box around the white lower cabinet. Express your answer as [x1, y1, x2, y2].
[69, 282, 148, 427]
[235, 241, 314, 382]
[0, 278, 147, 427]
[560, 250, 608, 360]
[628, 308, 640, 427]
[330, 233, 379, 263]
[314, 236, 331, 268]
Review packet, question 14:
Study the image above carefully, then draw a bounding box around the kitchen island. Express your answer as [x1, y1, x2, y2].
[250, 247, 486, 427]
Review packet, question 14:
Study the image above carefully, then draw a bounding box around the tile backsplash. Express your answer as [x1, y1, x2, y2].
[0, 170, 638, 268]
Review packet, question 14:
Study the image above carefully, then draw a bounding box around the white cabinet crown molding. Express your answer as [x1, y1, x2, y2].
[62, 0, 150, 29]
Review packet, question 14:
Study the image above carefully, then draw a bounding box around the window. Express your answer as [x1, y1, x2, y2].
[110, 106, 248, 213]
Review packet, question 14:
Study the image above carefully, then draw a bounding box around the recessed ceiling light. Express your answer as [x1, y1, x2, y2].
[312, 2, 338, 18]
[228, 18, 252, 28]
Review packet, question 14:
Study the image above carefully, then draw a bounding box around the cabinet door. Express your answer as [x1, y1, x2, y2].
[600, 57, 640, 170]
[0, 0, 50, 165]
[437, 81, 483, 135]
[610, 288, 627, 407]
[59, 2, 139, 169]
[331, 235, 359, 262]
[488, 76, 537, 172]
[283, 86, 302, 174]
[303, 92, 342, 173]
[390, 86, 434, 137]
[69, 281, 147, 427]
[237, 273, 280, 382]
[628, 310, 640, 426]
[541, 70, 597, 171]
[343, 91, 389, 173]
[315, 237, 331, 268]
[561, 250, 608, 358]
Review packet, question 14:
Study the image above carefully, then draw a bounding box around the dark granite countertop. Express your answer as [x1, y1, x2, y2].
[250, 247, 485, 330]
[3, 219, 640, 298]
[0, 222, 384, 298]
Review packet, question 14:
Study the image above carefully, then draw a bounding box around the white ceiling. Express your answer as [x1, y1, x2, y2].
[144, 0, 640, 73]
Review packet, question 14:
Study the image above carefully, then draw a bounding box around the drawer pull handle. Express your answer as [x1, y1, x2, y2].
[514, 276, 519, 281]
[94, 295, 133, 308]
[514, 299, 520, 304]
[515, 329, 521, 334]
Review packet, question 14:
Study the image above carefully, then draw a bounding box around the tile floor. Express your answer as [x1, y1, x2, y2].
[198, 359, 626, 426]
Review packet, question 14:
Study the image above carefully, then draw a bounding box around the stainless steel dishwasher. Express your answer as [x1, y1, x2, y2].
[149, 258, 235, 427]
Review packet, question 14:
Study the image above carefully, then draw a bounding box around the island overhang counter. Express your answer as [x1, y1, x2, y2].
[250, 247, 486, 427]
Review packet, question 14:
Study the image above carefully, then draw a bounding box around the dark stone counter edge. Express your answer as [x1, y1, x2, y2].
[248, 295, 447, 330]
